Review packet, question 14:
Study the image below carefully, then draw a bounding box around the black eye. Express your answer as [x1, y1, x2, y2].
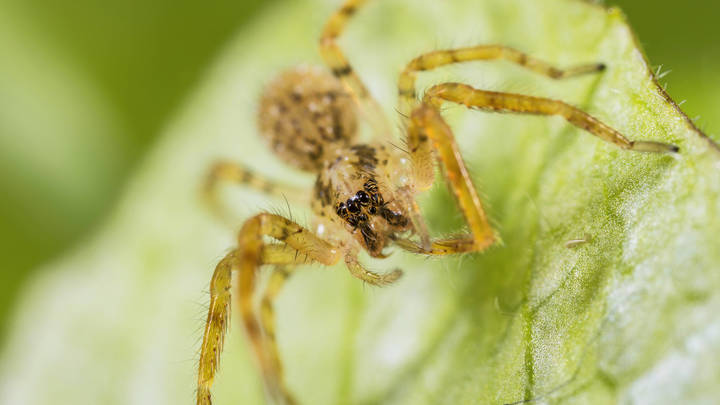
[347, 199, 360, 213]
[364, 179, 378, 193]
[368, 206, 377, 214]
[336, 202, 346, 216]
[356, 190, 370, 204]
[358, 214, 368, 222]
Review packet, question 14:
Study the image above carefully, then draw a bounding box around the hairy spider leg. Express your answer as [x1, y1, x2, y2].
[205, 161, 307, 201]
[396, 77, 676, 256]
[196, 214, 402, 405]
[197, 250, 236, 405]
[260, 244, 320, 266]
[204, 161, 309, 222]
[394, 82, 678, 256]
[259, 266, 298, 405]
[320, 0, 391, 135]
[398, 104, 497, 256]
[236, 215, 341, 405]
[197, 214, 341, 405]
[423, 82, 679, 153]
[262, 243, 403, 287]
[398, 44, 606, 118]
[396, 186, 433, 250]
[345, 253, 403, 285]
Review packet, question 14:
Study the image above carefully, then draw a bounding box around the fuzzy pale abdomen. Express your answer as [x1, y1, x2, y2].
[258, 66, 358, 171]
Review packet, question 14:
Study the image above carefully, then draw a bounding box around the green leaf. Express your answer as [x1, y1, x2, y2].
[1, 0, 718, 404]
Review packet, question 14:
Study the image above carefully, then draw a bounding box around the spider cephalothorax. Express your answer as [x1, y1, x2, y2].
[198, 1, 678, 404]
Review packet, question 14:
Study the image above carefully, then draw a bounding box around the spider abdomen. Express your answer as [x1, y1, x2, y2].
[258, 65, 358, 171]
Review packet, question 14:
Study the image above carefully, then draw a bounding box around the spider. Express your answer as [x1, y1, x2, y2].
[196, 1, 678, 404]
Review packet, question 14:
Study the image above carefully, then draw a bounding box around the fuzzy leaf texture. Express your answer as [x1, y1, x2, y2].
[1, 0, 719, 404]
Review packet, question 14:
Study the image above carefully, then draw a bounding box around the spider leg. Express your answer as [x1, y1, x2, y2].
[398, 44, 606, 118]
[397, 82, 678, 256]
[205, 161, 307, 201]
[259, 266, 298, 405]
[345, 253, 403, 286]
[263, 242, 401, 286]
[393, 237, 480, 256]
[320, 0, 391, 135]
[396, 186, 432, 250]
[404, 105, 497, 254]
[197, 250, 236, 405]
[196, 214, 342, 405]
[261, 243, 318, 266]
[423, 83, 679, 153]
[203, 161, 309, 221]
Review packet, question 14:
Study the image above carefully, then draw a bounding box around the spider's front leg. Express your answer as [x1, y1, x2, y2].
[399, 104, 498, 255]
[423, 83, 679, 153]
[397, 81, 679, 255]
[197, 214, 342, 405]
[197, 214, 401, 405]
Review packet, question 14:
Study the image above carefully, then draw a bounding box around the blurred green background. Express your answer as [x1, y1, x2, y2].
[0, 0, 717, 345]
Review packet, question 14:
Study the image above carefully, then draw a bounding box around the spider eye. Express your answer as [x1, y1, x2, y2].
[346, 199, 360, 213]
[363, 179, 378, 193]
[357, 214, 368, 223]
[356, 190, 370, 204]
[368, 206, 377, 215]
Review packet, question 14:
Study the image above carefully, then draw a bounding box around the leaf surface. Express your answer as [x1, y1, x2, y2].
[1, 1, 718, 404]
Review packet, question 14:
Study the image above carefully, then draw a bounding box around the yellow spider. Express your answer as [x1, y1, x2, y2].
[196, 1, 677, 404]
